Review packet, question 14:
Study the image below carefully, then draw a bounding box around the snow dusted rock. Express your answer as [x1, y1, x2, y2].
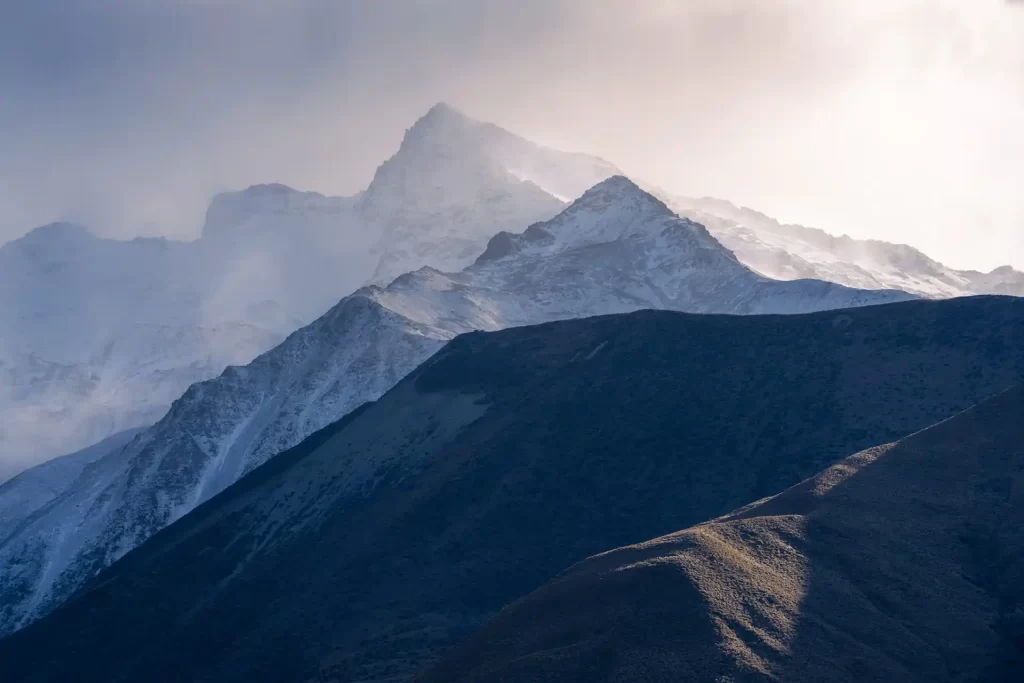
[0, 298, 448, 636]
[0, 177, 912, 637]
[359, 103, 615, 285]
[0, 105, 612, 478]
[372, 177, 910, 334]
[0, 324, 282, 481]
[0, 429, 142, 539]
[663, 195, 1024, 298]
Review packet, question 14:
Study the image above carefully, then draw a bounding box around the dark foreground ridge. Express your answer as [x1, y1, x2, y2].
[2, 296, 1024, 683]
[422, 384, 1024, 683]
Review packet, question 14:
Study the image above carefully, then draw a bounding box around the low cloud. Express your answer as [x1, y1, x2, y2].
[1, 0, 1021, 270]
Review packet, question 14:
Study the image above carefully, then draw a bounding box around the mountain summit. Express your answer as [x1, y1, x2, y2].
[358, 104, 620, 284]
[535, 175, 686, 246]
[563, 175, 673, 218]
[475, 176, 721, 267]
[399, 102, 481, 148]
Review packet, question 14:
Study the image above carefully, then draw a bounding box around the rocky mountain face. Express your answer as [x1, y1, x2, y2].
[0, 176, 912, 638]
[0, 105, 611, 480]
[0, 323, 284, 480]
[665, 195, 1024, 298]
[0, 429, 143, 541]
[1, 297, 1022, 683]
[356, 103, 617, 285]
[424, 383, 1024, 683]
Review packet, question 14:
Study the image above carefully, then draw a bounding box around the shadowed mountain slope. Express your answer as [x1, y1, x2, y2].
[1, 297, 1023, 683]
[423, 384, 1024, 683]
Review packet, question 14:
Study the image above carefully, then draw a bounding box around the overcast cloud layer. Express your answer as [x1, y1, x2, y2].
[1, 0, 1022, 271]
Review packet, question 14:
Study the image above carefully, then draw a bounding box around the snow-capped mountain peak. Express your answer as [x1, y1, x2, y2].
[543, 175, 676, 242]
[397, 101, 482, 151]
[475, 176, 718, 264]
[565, 175, 670, 215]
[357, 106, 567, 285]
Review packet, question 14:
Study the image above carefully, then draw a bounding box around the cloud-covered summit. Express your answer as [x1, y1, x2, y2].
[1, 1, 1022, 270]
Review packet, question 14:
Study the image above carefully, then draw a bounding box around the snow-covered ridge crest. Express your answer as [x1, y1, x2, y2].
[660, 193, 1024, 298]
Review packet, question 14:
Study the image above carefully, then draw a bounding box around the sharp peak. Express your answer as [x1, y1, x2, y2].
[588, 175, 643, 193]
[401, 102, 490, 147]
[411, 102, 478, 128]
[569, 175, 670, 212]
[424, 101, 472, 120]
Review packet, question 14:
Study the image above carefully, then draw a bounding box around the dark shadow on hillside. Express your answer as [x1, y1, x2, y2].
[416, 388, 1024, 683]
[769, 386, 1024, 682]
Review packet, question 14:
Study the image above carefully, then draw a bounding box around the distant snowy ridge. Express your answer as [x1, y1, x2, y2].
[0, 176, 911, 637]
[662, 195, 1024, 298]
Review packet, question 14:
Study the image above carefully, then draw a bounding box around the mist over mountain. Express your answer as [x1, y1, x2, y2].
[0, 104, 598, 478]
[356, 102, 609, 284]
[6, 102, 1023, 481]
[4, 2, 1021, 274]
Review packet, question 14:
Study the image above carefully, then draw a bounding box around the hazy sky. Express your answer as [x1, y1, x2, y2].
[1, 0, 1022, 271]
